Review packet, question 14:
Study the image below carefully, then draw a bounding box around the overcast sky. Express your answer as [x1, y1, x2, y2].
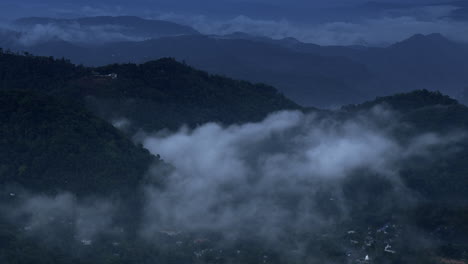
[0, 0, 459, 20]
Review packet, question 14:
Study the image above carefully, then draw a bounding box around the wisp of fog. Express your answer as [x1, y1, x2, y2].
[2, 107, 462, 249]
[139, 108, 459, 241]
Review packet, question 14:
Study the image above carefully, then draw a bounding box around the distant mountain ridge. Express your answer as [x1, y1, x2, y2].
[3, 16, 468, 107]
[2, 33, 372, 107]
[343, 89, 459, 113]
[14, 16, 200, 39]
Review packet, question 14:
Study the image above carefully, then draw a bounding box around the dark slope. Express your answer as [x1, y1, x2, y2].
[0, 50, 87, 93]
[0, 90, 157, 194]
[82, 58, 302, 132]
[345, 90, 468, 204]
[0, 50, 301, 133]
[343, 90, 468, 255]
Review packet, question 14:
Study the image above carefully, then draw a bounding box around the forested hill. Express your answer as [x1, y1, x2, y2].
[83, 59, 302, 132]
[0, 90, 158, 195]
[0, 50, 300, 193]
[0, 49, 88, 92]
[0, 50, 302, 133]
[343, 90, 459, 113]
[344, 90, 468, 205]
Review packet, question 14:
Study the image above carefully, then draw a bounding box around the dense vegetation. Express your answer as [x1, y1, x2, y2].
[0, 49, 87, 93]
[345, 90, 468, 261]
[345, 90, 468, 203]
[0, 49, 301, 133]
[0, 90, 157, 194]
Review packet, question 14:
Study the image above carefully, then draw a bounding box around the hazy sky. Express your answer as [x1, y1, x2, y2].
[0, 0, 459, 20]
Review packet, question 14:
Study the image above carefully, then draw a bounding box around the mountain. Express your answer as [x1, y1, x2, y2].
[446, 1, 468, 21]
[343, 89, 459, 113]
[345, 90, 468, 257]
[0, 90, 158, 195]
[290, 33, 468, 100]
[345, 90, 468, 205]
[6, 20, 468, 107]
[220, 32, 468, 102]
[1, 88, 466, 264]
[0, 49, 86, 93]
[15, 34, 371, 107]
[450, 7, 468, 21]
[8, 17, 468, 107]
[0, 50, 301, 133]
[14, 16, 200, 39]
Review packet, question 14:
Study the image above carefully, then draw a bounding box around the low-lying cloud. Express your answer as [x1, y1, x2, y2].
[139, 108, 461, 240]
[4, 192, 118, 245]
[6, 23, 146, 46]
[0, 108, 463, 252]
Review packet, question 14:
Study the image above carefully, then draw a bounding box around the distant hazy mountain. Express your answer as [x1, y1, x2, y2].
[9, 34, 370, 107]
[14, 16, 200, 40]
[447, 1, 468, 21]
[275, 33, 468, 101]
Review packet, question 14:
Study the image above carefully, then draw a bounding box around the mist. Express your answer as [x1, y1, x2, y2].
[0, 23, 147, 46]
[138, 108, 462, 242]
[0, 105, 463, 262]
[2, 191, 119, 246]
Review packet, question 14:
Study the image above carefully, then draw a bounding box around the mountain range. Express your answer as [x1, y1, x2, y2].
[1, 16, 468, 107]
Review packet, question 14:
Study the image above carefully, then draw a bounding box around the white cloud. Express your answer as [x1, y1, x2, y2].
[139, 108, 460, 240]
[14, 23, 146, 46]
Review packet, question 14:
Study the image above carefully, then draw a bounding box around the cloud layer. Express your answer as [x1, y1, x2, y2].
[1, 108, 462, 252]
[7, 23, 146, 46]
[4, 192, 118, 245]
[139, 108, 459, 241]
